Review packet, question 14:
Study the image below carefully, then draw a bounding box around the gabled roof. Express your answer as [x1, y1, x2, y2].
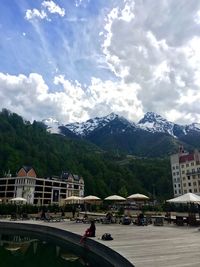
[22, 166, 33, 173]
[60, 171, 81, 180]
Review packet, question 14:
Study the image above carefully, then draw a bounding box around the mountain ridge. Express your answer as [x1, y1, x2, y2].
[43, 111, 200, 138]
[42, 111, 200, 157]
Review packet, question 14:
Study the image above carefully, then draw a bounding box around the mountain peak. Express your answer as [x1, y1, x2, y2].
[106, 112, 119, 120]
[64, 113, 120, 136]
[138, 112, 175, 135]
[139, 112, 165, 124]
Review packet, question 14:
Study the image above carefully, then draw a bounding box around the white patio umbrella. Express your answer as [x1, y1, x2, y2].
[10, 197, 27, 203]
[127, 193, 149, 201]
[64, 196, 83, 204]
[83, 195, 101, 213]
[104, 195, 126, 201]
[83, 195, 101, 202]
[10, 197, 27, 214]
[166, 193, 200, 203]
[104, 195, 126, 213]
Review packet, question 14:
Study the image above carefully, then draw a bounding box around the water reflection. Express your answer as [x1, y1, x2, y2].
[0, 233, 90, 267]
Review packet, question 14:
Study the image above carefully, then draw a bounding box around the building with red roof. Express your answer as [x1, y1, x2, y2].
[170, 148, 200, 197]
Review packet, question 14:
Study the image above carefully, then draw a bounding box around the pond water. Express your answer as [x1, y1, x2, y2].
[0, 230, 111, 267]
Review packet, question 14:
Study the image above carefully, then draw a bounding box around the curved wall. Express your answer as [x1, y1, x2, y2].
[0, 221, 134, 267]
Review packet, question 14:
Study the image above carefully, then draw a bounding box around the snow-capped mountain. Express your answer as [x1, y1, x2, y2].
[43, 112, 200, 139]
[64, 113, 135, 137]
[138, 112, 200, 137]
[137, 112, 187, 137]
[138, 112, 175, 135]
[185, 123, 200, 133]
[42, 112, 200, 157]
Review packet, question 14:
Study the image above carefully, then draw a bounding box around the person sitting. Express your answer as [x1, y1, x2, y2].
[138, 212, 145, 226]
[80, 220, 96, 243]
[103, 212, 113, 223]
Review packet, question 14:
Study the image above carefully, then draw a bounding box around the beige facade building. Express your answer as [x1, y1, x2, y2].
[170, 147, 200, 197]
[0, 166, 84, 205]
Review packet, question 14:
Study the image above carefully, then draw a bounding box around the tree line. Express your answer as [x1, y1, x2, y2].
[0, 109, 173, 200]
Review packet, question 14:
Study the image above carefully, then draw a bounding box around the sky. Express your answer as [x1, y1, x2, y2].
[1, 0, 200, 124]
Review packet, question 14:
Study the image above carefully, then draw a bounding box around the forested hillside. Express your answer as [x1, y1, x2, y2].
[0, 109, 172, 199]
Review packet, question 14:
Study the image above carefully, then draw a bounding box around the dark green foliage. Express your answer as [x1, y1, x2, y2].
[86, 121, 186, 157]
[0, 109, 173, 200]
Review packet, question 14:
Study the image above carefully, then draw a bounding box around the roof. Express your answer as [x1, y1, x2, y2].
[167, 193, 200, 203]
[179, 154, 194, 163]
[60, 171, 71, 179]
[60, 171, 80, 181]
[21, 166, 33, 173]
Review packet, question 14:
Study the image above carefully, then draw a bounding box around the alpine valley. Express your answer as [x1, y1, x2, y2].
[1, 108, 200, 199]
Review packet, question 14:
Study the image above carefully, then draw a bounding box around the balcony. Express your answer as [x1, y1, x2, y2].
[186, 170, 200, 175]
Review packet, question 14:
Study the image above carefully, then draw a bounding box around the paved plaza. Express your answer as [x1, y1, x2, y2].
[9, 219, 200, 267]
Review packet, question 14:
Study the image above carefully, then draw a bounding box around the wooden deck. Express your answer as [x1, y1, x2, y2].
[2, 219, 200, 266]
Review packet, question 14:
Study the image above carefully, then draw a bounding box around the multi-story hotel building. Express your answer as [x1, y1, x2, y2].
[170, 147, 200, 197]
[0, 166, 84, 205]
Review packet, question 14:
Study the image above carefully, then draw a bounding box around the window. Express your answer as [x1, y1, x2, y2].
[176, 166, 179, 169]
[187, 176, 190, 180]
[188, 182, 191, 186]
[173, 166, 175, 170]
[193, 182, 197, 186]
[181, 165, 184, 168]
[186, 164, 189, 167]
[194, 188, 197, 192]
[74, 184, 79, 189]
[0, 186, 6, 191]
[176, 172, 179, 175]
[182, 170, 185, 174]
[174, 190, 177, 194]
[191, 162, 194, 166]
[183, 183, 186, 187]
[8, 179, 15, 184]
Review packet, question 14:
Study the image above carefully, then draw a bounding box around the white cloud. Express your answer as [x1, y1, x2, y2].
[0, 72, 143, 123]
[42, 0, 65, 17]
[25, 9, 47, 21]
[25, 0, 65, 21]
[102, 0, 200, 124]
[8, 0, 200, 125]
